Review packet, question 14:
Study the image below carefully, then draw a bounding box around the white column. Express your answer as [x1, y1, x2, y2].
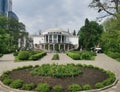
[52, 35, 54, 43]
[57, 35, 58, 43]
[64, 44, 66, 51]
[48, 35, 49, 43]
[61, 35, 62, 43]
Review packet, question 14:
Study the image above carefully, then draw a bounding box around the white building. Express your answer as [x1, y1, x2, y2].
[32, 28, 79, 52]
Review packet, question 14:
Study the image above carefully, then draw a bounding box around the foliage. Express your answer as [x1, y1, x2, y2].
[80, 51, 92, 60]
[66, 51, 96, 60]
[66, 51, 80, 60]
[82, 84, 92, 90]
[53, 85, 63, 92]
[31, 64, 82, 78]
[52, 54, 59, 60]
[0, 53, 3, 57]
[18, 51, 30, 60]
[35, 83, 50, 92]
[68, 84, 82, 92]
[0, 16, 29, 54]
[3, 78, 13, 86]
[100, 15, 120, 62]
[10, 79, 23, 88]
[22, 83, 35, 90]
[95, 82, 104, 89]
[89, 0, 120, 18]
[29, 52, 47, 60]
[78, 18, 103, 50]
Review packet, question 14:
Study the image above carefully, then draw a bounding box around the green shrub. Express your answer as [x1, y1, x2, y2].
[29, 52, 47, 60]
[82, 84, 92, 90]
[3, 78, 13, 85]
[0, 53, 3, 57]
[95, 82, 104, 89]
[80, 51, 92, 60]
[35, 83, 50, 92]
[18, 51, 29, 60]
[22, 83, 35, 90]
[52, 54, 59, 60]
[13, 52, 19, 56]
[107, 51, 120, 59]
[31, 64, 82, 78]
[68, 84, 82, 92]
[66, 52, 80, 60]
[1, 72, 10, 80]
[10, 79, 23, 88]
[53, 85, 63, 92]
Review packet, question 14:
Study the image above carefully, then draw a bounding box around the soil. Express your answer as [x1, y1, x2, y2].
[8, 67, 108, 92]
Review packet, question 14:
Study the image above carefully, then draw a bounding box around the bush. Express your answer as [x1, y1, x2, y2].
[13, 52, 19, 56]
[3, 78, 13, 85]
[35, 83, 50, 92]
[82, 84, 92, 90]
[53, 85, 63, 92]
[80, 51, 92, 60]
[10, 79, 23, 88]
[107, 51, 120, 59]
[0, 53, 3, 57]
[18, 51, 29, 60]
[52, 54, 59, 60]
[66, 52, 80, 60]
[29, 52, 47, 60]
[95, 82, 104, 89]
[22, 83, 35, 90]
[68, 84, 82, 92]
[1, 72, 10, 80]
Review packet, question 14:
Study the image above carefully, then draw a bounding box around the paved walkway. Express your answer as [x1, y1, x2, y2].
[0, 53, 120, 92]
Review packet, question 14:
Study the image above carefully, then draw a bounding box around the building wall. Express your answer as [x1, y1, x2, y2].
[69, 36, 79, 47]
[33, 36, 44, 45]
[0, 0, 8, 16]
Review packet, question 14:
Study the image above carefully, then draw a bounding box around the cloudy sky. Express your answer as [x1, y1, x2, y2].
[12, 0, 99, 34]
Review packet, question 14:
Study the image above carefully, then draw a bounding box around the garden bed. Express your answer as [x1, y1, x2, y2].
[0, 64, 116, 92]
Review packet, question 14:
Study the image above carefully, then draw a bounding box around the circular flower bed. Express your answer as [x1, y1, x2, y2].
[0, 64, 116, 92]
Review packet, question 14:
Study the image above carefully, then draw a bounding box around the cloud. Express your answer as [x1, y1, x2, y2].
[12, 0, 99, 34]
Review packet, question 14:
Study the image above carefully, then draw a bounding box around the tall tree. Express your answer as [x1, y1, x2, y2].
[73, 30, 76, 36]
[78, 18, 103, 50]
[89, 0, 120, 18]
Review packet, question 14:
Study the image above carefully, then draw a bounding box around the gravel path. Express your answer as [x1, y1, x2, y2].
[0, 53, 120, 92]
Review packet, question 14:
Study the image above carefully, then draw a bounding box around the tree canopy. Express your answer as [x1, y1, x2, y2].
[78, 18, 103, 50]
[89, 0, 120, 18]
[0, 16, 29, 54]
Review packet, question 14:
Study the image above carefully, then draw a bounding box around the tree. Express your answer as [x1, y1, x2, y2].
[73, 30, 76, 36]
[89, 0, 120, 19]
[0, 16, 29, 53]
[78, 18, 103, 50]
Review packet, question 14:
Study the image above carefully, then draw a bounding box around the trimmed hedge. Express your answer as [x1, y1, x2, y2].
[18, 51, 30, 60]
[52, 54, 59, 60]
[29, 52, 47, 60]
[16, 51, 47, 61]
[66, 51, 96, 60]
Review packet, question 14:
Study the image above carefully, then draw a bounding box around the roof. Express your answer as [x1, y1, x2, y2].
[42, 28, 70, 35]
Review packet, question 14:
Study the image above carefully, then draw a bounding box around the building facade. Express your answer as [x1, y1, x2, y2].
[33, 28, 79, 52]
[0, 0, 18, 20]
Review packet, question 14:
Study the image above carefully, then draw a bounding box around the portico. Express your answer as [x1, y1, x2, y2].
[33, 28, 78, 52]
